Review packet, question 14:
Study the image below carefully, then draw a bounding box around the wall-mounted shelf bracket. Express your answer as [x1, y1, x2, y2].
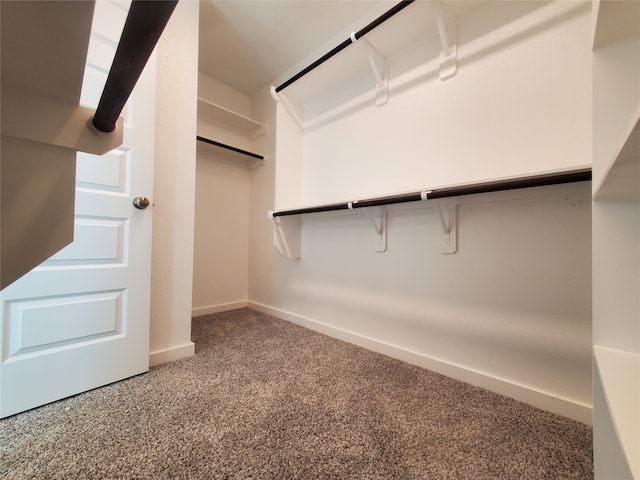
[268, 211, 302, 259]
[270, 86, 303, 128]
[362, 206, 388, 252]
[433, 198, 457, 253]
[433, 1, 457, 80]
[249, 124, 267, 141]
[351, 33, 389, 106]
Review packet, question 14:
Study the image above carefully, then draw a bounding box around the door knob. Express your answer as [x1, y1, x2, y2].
[133, 196, 150, 209]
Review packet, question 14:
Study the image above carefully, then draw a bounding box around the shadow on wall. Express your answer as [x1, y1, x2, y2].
[299, 0, 589, 132]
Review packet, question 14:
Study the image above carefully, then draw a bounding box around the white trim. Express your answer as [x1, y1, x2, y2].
[247, 301, 593, 425]
[149, 342, 195, 367]
[192, 301, 248, 318]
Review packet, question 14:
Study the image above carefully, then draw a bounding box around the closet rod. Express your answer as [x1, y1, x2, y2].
[271, 168, 592, 217]
[427, 169, 592, 199]
[92, 0, 177, 133]
[196, 136, 264, 160]
[274, 0, 414, 93]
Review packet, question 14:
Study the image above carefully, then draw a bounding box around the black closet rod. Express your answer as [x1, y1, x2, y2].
[271, 168, 592, 217]
[92, 0, 178, 133]
[274, 0, 415, 93]
[196, 136, 264, 160]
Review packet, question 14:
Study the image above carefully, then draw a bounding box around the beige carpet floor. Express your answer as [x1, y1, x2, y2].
[0, 308, 593, 479]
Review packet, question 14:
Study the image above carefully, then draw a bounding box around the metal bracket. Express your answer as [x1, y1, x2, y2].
[433, 199, 457, 253]
[268, 211, 301, 259]
[363, 206, 387, 252]
[433, 1, 457, 80]
[270, 86, 303, 128]
[351, 33, 389, 106]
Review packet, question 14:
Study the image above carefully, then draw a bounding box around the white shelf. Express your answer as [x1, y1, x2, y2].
[274, 0, 481, 114]
[593, 346, 640, 479]
[594, 104, 640, 202]
[196, 135, 264, 169]
[592, 1, 640, 476]
[197, 97, 264, 137]
[592, 0, 640, 50]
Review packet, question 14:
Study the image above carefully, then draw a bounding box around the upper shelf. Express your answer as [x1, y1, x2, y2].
[592, 0, 640, 50]
[197, 97, 264, 138]
[594, 104, 640, 202]
[272, 0, 464, 111]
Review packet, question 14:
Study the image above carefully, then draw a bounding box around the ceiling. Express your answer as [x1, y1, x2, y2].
[198, 1, 388, 97]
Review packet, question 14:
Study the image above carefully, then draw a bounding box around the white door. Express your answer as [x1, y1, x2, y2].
[0, 1, 156, 418]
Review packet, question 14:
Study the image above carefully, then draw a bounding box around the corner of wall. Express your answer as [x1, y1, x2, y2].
[149, 342, 195, 367]
[149, 0, 199, 363]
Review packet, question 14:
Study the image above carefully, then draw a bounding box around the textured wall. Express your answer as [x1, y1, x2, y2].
[149, 0, 199, 365]
[249, 1, 593, 423]
[191, 75, 256, 315]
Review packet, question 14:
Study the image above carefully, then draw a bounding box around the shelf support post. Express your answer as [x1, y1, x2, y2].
[268, 212, 302, 259]
[270, 86, 303, 128]
[363, 206, 387, 252]
[434, 198, 457, 254]
[433, 1, 457, 80]
[351, 33, 389, 106]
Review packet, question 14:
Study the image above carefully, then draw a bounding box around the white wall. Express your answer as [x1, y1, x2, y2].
[191, 75, 254, 316]
[192, 143, 251, 315]
[249, 0, 593, 423]
[198, 73, 251, 116]
[149, 0, 199, 366]
[277, 1, 592, 208]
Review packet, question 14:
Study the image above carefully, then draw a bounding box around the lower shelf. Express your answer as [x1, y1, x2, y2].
[272, 168, 591, 217]
[593, 345, 640, 479]
[196, 136, 263, 160]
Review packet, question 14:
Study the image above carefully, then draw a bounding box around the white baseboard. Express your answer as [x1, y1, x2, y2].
[192, 301, 248, 318]
[248, 301, 593, 425]
[149, 341, 195, 367]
